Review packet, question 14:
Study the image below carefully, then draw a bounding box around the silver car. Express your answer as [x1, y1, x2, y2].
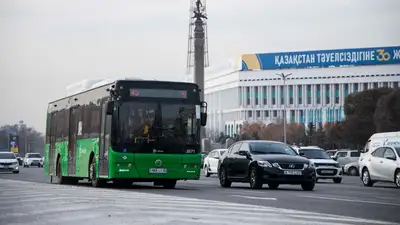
[0, 152, 20, 173]
[343, 161, 359, 176]
[359, 145, 400, 188]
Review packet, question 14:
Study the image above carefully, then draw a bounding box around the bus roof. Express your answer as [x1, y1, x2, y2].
[48, 79, 199, 105]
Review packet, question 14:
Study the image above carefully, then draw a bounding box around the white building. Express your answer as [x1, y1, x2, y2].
[186, 46, 400, 136]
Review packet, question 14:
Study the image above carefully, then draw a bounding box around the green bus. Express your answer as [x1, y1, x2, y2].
[44, 79, 207, 188]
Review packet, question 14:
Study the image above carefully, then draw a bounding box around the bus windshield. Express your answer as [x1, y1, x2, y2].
[118, 101, 199, 153]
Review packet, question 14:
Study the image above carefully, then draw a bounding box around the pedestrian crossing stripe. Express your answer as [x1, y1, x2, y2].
[0, 179, 395, 225]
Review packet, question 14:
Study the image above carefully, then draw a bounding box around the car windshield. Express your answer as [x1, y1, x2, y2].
[27, 153, 41, 158]
[299, 148, 330, 159]
[249, 142, 297, 156]
[118, 101, 200, 153]
[0, 153, 16, 159]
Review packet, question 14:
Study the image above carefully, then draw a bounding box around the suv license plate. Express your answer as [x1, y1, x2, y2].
[284, 170, 302, 175]
[149, 168, 167, 174]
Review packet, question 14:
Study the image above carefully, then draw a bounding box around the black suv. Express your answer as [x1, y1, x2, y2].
[217, 140, 316, 190]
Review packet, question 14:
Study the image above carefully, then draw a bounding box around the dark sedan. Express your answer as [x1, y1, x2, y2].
[217, 140, 316, 190]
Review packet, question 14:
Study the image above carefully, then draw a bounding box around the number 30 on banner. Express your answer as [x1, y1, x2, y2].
[376, 49, 391, 61]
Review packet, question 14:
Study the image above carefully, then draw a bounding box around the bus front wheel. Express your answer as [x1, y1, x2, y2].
[89, 160, 104, 188]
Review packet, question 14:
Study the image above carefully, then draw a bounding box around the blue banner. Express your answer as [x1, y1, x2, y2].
[241, 46, 400, 71]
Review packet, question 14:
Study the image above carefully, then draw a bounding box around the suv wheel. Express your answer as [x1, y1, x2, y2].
[301, 181, 315, 191]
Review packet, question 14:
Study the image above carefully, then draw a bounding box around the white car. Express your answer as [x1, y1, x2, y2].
[299, 147, 342, 183]
[359, 145, 400, 188]
[23, 153, 43, 167]
[203, 148, 227, 177]
[0, 152, 20, 173]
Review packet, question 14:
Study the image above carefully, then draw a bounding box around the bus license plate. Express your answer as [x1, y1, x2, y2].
[284, 170, 302, 175]
[149, 168, 167, 174]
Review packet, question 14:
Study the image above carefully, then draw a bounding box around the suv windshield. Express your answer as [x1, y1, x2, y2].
[27, 153, 41, 158]
[0, 153, 16, 159]
[118, 102, 199, 153]
[249, 142, 297, 156]
[299, 148, 330, 159]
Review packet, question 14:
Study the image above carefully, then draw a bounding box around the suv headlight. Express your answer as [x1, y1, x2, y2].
[334, 163, 340, 168]
[257, 161, 272, 168]
[304, 163, 315, 169]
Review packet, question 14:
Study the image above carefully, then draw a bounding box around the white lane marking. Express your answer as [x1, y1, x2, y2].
[231, 195, 277, 200]
[299, 195, 400, 207]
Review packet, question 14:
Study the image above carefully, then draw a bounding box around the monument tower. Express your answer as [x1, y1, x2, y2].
[185, 0, 209, 85]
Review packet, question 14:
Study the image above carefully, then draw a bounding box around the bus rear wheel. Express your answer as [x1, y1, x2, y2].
[162, 180, 177, 189]
[56, 159, 66, 185]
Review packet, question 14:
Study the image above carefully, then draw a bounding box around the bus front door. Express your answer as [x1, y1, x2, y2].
[99, 103, 110, 177]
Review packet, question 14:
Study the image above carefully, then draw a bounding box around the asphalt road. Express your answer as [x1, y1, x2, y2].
[1, 167, 399, 224]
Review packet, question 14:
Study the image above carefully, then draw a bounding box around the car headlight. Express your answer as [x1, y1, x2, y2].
[12, 162, 18, 165]
[257, 161, 272, 168]
[335, 163, 341, 168]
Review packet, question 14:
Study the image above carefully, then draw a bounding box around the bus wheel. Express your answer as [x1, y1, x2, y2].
[162, 180, 177, 189]
[89, 160, 104, 188]
[56, 159, 66, 185]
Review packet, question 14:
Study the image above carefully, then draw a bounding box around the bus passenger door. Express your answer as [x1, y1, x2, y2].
[99, 103, 110, 177]
[68, 107, 78, 176]
[49, 112, 57, 176]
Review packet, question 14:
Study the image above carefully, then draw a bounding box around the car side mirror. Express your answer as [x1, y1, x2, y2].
[299, 152, 305, 156]
[385, 155, 396, 160]
[237, 150, 248, 156]
[331, 156, 337, 160]
[106, 101, 114, 115]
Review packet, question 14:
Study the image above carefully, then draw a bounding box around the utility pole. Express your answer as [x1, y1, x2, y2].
[275, 73, 292, 144]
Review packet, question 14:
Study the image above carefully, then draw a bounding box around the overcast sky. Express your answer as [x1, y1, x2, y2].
[0, 0, 399, 132]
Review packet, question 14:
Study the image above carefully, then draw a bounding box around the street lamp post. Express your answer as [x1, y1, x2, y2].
[275, 72, 292, 144]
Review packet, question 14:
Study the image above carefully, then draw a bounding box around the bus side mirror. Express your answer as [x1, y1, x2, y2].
[200, 101, 207, 126]
[200, 113, 207, 126]
[106, 101, 114, 115]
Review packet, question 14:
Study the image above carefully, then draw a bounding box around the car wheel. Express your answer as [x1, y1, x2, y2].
[333, 178, 342, 183]
[268, 183, 279, 189]
[362, 168, 373, 187]
[204, 165, 210, 177]
[349, 167, 358, 176]
[301, 181, 315, 191]
[218, 166, 231, 188]
[394, 170, 400, 188]
[249, 166, 263, 189]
